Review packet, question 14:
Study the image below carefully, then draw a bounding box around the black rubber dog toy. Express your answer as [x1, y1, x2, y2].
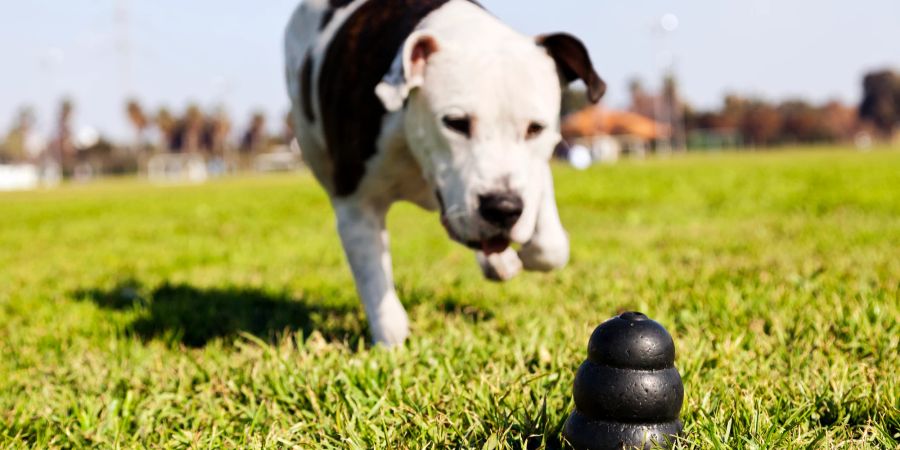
[564, 312, 684, 450]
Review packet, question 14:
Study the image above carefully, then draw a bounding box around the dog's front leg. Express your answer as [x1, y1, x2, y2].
[519, 165, 570, 272]
[334, 200, 409, 347]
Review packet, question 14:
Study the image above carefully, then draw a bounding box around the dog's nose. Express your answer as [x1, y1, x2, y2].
[478, 193, 523, 229]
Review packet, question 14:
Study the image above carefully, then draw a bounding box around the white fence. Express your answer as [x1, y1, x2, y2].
[0, 164, 61, 191]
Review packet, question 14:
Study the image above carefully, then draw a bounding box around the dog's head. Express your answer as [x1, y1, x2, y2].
[376, 23, 604, 254]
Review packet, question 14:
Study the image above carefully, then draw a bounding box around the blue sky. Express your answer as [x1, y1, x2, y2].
[1, 0, 898, 139]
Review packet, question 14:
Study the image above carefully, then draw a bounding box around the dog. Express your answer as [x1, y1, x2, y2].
[285, 0, 604, 346]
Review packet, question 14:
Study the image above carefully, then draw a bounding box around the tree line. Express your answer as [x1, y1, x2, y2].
[2, 69, 897, 166]
[0, 99, 293, 167]
[634, 69, 898, 148]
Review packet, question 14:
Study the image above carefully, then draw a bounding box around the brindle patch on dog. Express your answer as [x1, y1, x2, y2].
[319, 9, 336, 30]
[300, 51, 316, 123]
[318, 0, 478, 197]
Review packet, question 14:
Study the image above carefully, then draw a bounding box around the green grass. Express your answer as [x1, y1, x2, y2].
[1, 147, 898, 449]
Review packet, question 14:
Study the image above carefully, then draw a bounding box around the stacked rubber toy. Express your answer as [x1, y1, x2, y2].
[564, 312, 684, 450]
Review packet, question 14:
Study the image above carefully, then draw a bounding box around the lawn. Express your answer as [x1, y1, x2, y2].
[1, 148, 898, 449]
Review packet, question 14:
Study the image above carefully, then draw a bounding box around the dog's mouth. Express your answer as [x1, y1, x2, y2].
[441, 215, 511, 254]
[437, 190, 511, 255]
[475, 235, 512, 254]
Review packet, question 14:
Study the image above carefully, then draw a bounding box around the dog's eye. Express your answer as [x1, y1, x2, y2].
[442, 116, 472, 137]
[526, 122, 545, 140]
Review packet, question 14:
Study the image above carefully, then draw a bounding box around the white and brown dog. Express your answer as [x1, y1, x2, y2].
[285, 0, 604, 346]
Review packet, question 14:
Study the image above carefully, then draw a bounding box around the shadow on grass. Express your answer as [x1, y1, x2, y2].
[74, 278, 498, 348]
[73, 280, 365, 347]
[399, 285, 496, 324]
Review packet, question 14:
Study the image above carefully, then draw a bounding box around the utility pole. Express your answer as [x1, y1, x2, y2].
[115, 0, 133, 97]
[651, 13, 686, 152]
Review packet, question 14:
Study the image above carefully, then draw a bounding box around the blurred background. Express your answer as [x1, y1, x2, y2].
[0, 0, 898, 189]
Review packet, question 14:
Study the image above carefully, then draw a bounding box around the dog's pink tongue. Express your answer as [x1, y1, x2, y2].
[481, 236, 510, 255]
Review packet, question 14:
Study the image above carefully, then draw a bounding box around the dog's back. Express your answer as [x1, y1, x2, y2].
[285, 0, 339, 192]
[286, 0, 479, 197]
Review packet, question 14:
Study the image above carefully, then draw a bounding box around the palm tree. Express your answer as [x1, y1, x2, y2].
[55, 98, 75, 174]
[155, 107, 176, 151]
[240, 112, 267, 154]
[183, 104, 205, 153]
[0, 107, 37, 162]
[125, 99, 149, 151]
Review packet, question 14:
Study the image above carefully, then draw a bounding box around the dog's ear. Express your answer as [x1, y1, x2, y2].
[537, 33, 606, 103]
[376, 32, 440, 112]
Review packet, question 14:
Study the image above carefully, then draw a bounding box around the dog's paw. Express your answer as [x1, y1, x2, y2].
[519, 240, 569, 272]
[477, 248, 524, 282]
[367, 295, 410, 348]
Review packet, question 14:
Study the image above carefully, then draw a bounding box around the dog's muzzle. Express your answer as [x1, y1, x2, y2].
[436, 190, 515, 255]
